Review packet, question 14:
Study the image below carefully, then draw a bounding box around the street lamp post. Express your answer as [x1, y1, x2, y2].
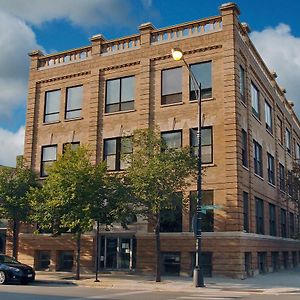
[171, 48, 205, 288]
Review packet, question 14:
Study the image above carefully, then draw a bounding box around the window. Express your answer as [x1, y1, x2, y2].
[103, 137, 133, 171]
[265, 101, 273, 132]
[161, 67, 182, 105]
[239, 65, 246, 103]
[105, 76, 135, 113]
[279, 163, 285, 192]
[253, 140, 263, 177]
[242, 129, 248, 167]
[35, 251, 51, 271]
[243, 192, 249, 232]
[44, 90, 60, 123]
[160, 193, 182, 232]
[285, 128, 291, 154]
[269, 203, 276, 236]
[190, 61, 212, 100]
[295, 142, 300, 161]
[65, 86, 83, 119]
[290, 212, 295, 238]
[281, 209, 287, 237]
[267, 153, 275, 185]
[41, 145, 57, 177]
[277, 117, 284, 144]
[258, 252, 267, 274]
[251, 83, 260, 119]
[189, 190, 214, 232]
[162, 130, 182, 149]
[255, 197, 264, 234]
[287, 171, 293, 196]
[190, 127, 213, 164]
[57, 251, 74, 271]
[63, 142, 80, 153]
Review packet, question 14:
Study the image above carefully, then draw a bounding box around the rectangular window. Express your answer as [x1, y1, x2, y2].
[290, 212, 295, 238]
[190, 127, 213, 164]
[265, 101, 273, 133]
[63, 142, 80, 153]
[41, 145, 57, 177]
[251, 83, 260, 119]
[267, 153, 275, 185]
[286, 128, 291, 154]
[277, 117, 284, 144]
[160, 193, 182, 232]
[255, 197, 264, 234]
[287, 171, 293, 196]
[189, 191, 214, 232]
[103, 137, 133, 171]
[242, 129, 248, 168]
[243, 192, 249, 232]
[162, 130, 182, 149]
[281, 208, 287, 237]
[269, 203, 276, 236]
[253, 140, 263, 177]
[161, 67, 182, 105]
[105, 76, 135, 113]
[296, 142, 300, 161]
[65, 86, 83, 119]
[279, 163, 285, 192]
[240, 65, 246, 103]
[44, 90, 60, 123]
[190, 61, 212, 100]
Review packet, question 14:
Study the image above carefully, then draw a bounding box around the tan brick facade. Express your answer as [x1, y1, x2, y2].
[9, 2, 300, 278]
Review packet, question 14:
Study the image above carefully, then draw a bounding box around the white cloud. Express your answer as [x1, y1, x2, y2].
[0, 10, 42, 118]
[0, 0, 144, 28]
[0, 126, 25, 167]
[251, 24, 300, 117]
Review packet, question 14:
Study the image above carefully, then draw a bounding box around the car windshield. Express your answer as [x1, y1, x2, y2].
[0, 255, 20, 264]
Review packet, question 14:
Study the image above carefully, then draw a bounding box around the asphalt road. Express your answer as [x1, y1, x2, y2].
[1, 284, 300, 300]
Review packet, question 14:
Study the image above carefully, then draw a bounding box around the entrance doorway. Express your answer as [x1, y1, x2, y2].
[99, 236, 136, 271]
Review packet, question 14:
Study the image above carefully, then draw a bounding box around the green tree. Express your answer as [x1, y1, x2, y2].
[124, 127, 196, 282]
[0, 160, 39, 258]
[30, 145, 128, 280]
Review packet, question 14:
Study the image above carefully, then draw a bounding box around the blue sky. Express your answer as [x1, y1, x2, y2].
[0, 0, 299, 166]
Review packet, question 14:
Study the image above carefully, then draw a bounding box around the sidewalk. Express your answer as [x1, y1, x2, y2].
[35, 266, 300, 294]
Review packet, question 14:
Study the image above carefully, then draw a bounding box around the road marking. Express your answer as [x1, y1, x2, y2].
[85, 290, 152, 299]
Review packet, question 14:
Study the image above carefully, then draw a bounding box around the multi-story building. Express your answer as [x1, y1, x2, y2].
[9, 2, 300, 278]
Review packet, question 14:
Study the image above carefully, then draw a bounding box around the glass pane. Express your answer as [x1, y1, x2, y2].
[202, 128, 212, 146]
[106, 79, 120, 104]
[45, 90, 60, 114]
[161, 93, 182, 105]
[251, 83, 259, 114]
[67, 86, 83, 111]
[66, 110, 81, 119]
[121, 77, 135, 102]
[44, 113, 59, 123]
[106, 155, 116, 171]
[162, 68, 182, 96]
[202, 146, 212, 163]
[43, 146, 57, 161]
[41, 161, 53, 177]
[120, 101, 134, 111]
[106, 103, 120, 113]
[162, 131, 181, 149]
[190, 62, 212, 98]
[105, 139, 116, 155]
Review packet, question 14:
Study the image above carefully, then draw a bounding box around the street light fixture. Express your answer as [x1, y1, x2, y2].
[171, 48, 205, 288]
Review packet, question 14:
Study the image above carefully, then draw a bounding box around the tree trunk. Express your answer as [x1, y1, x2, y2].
[155, 214, 161, 282]
[75, 232, 81, 280]
[12, 220, 19, 259]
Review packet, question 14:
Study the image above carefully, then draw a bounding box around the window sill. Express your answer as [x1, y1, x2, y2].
[268, 182, 276, 188]
[266, 128, 274, 138]
[202, 163, 216, 167]
[104, 109, 136, 116]
[189, 97, 215, 103]
[254, 173, 264, 181]
[278, 143, 285, 150]
[287, 151, 292, 157]
[64, 117, 83, 122]
[242, 165, 249, 171]
[160, 102, 183, 108]
[252, 114, 262, 125]
[240, 100, 247, 108]
[43, 120, 61, 126]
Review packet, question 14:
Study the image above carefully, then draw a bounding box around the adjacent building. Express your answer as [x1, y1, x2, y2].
[9, 3, 300, 278]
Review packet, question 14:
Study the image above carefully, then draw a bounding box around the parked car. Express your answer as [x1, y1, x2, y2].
[0, 254, 35, 284]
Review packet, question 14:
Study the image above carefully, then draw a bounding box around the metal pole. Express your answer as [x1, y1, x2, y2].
[183, 58, 205, 287]
[95, 220, 100, 282]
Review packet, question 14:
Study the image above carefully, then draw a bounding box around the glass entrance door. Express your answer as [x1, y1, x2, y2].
[120, 238, 130, 269]
[106, 238, 118, 269]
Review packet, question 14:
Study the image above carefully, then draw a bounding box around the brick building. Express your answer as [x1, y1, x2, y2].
[9, 2, 300, 278]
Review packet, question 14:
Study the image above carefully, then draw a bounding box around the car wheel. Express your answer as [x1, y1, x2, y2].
[0, 271, 6, 284]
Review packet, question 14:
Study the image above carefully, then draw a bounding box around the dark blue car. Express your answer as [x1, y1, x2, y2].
[0, 254, 35, 284]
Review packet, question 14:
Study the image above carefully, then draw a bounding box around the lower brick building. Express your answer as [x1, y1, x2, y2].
[6, 2, 300, 278]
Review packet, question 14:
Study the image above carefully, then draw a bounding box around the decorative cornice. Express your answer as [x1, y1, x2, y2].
[100, 61, 140, 71]
[37, 71, 90, 84]
[150, 45, 222, 61]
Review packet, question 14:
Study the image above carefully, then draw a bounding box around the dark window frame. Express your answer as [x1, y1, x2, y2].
[255, 197, 264, 235]
[44, 89, 61, 123]
[240, 65, 246, 103]
[161, 130, 183, 150]
[243, 192, 249, 232]
[290, 212, 295, 238]
[251, 82, 260, 119]
[40, 144, 57, 177]
[65, 85, 83, 120]
[265, 100, 273, 133]
[279, 163, 285, 192]
[267, 152, 275, 185]
[105, 76, 135, 113]
[161, 67, 182, 105]
[281, 208, 287, 237]
[269, 203, 276, 236]
[242, 129, 248, 168]
[285, 127, 291, 154]
[253, 140, 263, 177]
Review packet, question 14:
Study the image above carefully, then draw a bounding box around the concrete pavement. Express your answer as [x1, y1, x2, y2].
[34, 266, 300, 295]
